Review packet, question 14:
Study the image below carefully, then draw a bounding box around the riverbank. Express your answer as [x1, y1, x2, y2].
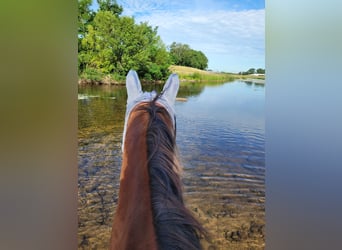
[78, 65, 265, 85]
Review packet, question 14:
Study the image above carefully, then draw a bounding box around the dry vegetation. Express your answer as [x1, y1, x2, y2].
[169, 65, 265, 83]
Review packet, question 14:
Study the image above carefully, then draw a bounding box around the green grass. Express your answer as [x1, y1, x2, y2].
[169, 65, 234, 82]
[169, 65, 265, 83]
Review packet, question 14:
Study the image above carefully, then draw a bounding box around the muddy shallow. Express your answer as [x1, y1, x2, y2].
[78, 81, 265, 249]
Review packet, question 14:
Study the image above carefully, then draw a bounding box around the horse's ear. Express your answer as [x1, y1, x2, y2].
[162, 73, 179, 106]
[126, 70, 142, 104]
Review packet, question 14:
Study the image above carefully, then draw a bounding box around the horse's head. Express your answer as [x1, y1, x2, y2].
[122, 70, 180, 151]
[112, 70, 207, 250]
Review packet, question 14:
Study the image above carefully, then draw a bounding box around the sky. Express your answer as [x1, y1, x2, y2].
[90, 0, 265, 73]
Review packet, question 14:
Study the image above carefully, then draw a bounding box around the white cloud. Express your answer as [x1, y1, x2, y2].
[117, 1, 265, 72]
[119, 0, 188, 16]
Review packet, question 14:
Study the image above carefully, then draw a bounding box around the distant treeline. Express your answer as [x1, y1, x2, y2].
[239, 68, 265, 75]
[78, 0, 208, 81]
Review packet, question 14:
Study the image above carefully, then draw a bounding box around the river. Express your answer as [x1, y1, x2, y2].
[78, 80, 265, 249]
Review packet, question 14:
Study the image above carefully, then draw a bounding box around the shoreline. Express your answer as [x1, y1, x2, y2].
[78, 77, 265, 86]
[78, 78, 163, 86]
[78, 65, 265, 86]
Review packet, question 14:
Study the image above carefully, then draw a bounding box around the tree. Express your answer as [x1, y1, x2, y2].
[169, 42, 208, 70]
[78, 0, 94, 38]
[256, 68, 265, 74]
[78, 5, 171, 80]
[97, 0, 123, 15]
[188, 50, 208, 70]
[78, 10, 118, 74]
[169, 42, 191, 66]
[247, 68, 256, 74]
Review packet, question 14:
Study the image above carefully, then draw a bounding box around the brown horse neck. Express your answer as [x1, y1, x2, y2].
[110, 108, 158, 250]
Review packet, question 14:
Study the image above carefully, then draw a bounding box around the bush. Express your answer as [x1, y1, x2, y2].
[80, 68, 104, 81]
[191, 72, 201, 80]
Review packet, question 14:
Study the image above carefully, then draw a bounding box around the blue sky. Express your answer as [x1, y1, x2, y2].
[90, 0, 264, 73]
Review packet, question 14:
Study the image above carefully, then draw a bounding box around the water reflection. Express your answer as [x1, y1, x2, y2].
[78, 81, 265, 249]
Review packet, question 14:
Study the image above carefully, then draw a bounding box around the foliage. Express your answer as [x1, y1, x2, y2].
[239, 68, 265, 75]
[247, 68, 256, 74]
[78, 0, 95, 38]
[169, 42, 208, 70]
[256, 68, 265, 74]
[97, 0, 123, 15]
[78, 0, 172, 81]
[80, 67, 104, 81]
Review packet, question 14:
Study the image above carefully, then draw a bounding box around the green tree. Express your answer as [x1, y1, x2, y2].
[189, 50, 208, 70]
[169, 42, 208, 70]
[169, 42, 191, 66]
[79, 10, 118, 75]
[78, 0, 97, 74]
[97, 0, 123, 15]
[143, 39, 172, 80]
[78, 0, 94, 38]
[256, 68, 265, 74]
[247, 68, 256, 74]
[78, 5, 171, 80]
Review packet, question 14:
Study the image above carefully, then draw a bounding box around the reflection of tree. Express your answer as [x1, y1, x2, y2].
[178, 81, 233, 98]
[78, 81, 229, 132]
[134, 82, 205, 99]
[178, 83, 205, 98]
[78, 86, 127, 131]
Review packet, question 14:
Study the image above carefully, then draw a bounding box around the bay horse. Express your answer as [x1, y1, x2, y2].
[110, 70, 207, 249]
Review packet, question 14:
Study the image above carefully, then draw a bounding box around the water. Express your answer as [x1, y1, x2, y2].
[78, 80, 265, 249]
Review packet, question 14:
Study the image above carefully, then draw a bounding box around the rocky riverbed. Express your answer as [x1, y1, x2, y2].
[78, 131, 264, 250]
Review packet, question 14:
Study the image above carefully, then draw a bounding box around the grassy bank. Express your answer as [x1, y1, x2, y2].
[169, 65, 235, 82]
[169, 65, 265, 84]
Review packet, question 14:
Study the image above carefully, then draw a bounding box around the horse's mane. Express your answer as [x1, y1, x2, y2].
[135, 95, 207, 250]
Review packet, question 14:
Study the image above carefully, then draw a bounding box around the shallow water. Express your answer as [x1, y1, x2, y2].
[78, 80, 265, 249]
